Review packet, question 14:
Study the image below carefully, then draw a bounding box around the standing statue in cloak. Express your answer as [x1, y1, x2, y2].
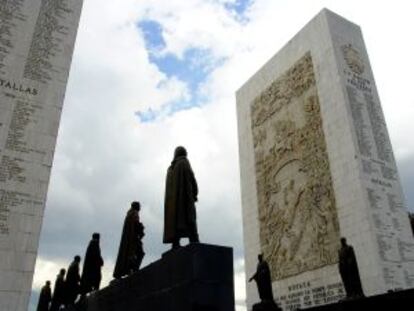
[50, 269, 66, 311]
[113, 201, 145, 279]
[338, 237, 365, 299]
[36, 280, 52, 311]
[81, 233, 104, 295]
[249, 254, 280, 311]
[163, 146, 199, 249]
[65, 255, 81, 306]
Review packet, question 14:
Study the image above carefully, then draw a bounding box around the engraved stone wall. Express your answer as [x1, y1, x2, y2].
[237, 10, 414, 310]
[338, 42, 414, 289]
[250, 53, 340, 280]
[0, 1, 83, 310]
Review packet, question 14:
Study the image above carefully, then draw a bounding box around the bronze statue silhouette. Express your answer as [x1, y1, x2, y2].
[81, 233, 104, 295]
[50, 269, 66, 311]
[113, 201, 145, 279]
[338, 237, 364, 299]
[163, 146, 199, 249]
[65, 255, 81, 305]
[249, 254, 280, 311]
[36, 280, 52, 311]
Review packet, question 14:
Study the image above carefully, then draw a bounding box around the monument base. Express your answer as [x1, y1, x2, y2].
[66, 243, 235, 311]
[297, 288, 414, 311]
[252, 300, 282, 311]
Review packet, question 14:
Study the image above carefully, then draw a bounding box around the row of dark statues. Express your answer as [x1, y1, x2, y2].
[38, 146, 366, 311]
[37, 146, 200, 311]
[37, 233, 104, 311]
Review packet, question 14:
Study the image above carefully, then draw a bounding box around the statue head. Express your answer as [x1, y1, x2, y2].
[340, 237, 347, 247]
[258, 253, 264, 262]
[92, 232, 100, 240]
[59, 268, 66, 276]
[131, 201, 141, 211]
[74, 255, 81, 263]
[174, 146, 187, 159]
[46, 280, 51, 286]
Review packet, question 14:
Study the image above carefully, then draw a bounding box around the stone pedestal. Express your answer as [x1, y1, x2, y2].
[298, 288, 414, 311]
[252, 300, 282, 311]
[69, 243, 235, 311]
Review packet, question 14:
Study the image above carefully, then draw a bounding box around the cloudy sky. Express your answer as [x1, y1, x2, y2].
[29, 0, 414, 310]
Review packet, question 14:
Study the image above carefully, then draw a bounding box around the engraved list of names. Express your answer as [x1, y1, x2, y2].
[340, 43, 414, 290]
[0, 1, 83, 311]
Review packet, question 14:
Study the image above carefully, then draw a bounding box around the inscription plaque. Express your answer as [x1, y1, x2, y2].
[0, 1, 83, 311]
[340, 42, 414, 289]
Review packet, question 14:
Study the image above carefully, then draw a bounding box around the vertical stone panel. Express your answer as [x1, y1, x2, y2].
[237, 9, 414, 310]
[0, 1, 83, 310]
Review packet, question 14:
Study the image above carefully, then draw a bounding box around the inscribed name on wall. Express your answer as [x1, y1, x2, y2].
[250, 52, 340, 280]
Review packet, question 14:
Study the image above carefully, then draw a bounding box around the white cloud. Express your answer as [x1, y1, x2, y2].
[235, 258, 247, 311]
[32, 257, 66, 291]
[138, 0, 245, 59]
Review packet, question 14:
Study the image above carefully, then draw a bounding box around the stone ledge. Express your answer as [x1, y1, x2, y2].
[298, 289, 414, 311]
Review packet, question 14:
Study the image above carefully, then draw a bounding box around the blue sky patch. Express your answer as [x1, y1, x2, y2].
[138, 20, 166, 52]
[151, 48, 212, 92]
[137, 19, 228, 122]
[135, 98, 202, 123]
[136, 0, 247, 122]
[225, 0, 252, 15]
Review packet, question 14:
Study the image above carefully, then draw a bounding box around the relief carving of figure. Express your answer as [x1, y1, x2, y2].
[251, 53, 340, 280]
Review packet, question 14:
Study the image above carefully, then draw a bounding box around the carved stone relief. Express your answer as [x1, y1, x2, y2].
[251, 52, 340, 280]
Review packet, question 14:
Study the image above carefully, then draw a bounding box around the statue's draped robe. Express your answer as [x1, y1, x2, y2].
[252, 261, 274, 302]
[50, 274, 65, 311]
[163, 155, 198, 243]
[65, 261, 81, 304]
[338, 244, 364, 298]
[36, 284, 51, 311]
[81, 239, 104, 294]
[113, 208, 144, 278]
[410, 215, 414, 235]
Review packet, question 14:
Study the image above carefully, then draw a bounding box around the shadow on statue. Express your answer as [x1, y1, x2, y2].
[163, 146, 200, 249]
[113, 201, 145, 279]
[338, 237, 364, 300]
[249, 254, 281, 311]
[37, 280, 52, 311]
[81, 233, 104, 296]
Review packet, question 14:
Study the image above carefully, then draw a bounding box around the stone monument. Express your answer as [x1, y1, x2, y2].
[236, 9, 414, 310]
[0, 1, 83, 310]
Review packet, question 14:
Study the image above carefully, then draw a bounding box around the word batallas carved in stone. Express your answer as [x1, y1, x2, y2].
[0, 78, 38, 96]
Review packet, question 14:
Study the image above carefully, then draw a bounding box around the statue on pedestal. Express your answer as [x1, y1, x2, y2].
[36, 280, 52, 311]
[338, 237, 364, 299]
[50, 269, 66, 311]
[163, 146, 199, 249]
[113, 201, 145, 279]
[65, 255, 81, 305]
[81, 232, 104, 295]
[249, 254, 280, 311]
